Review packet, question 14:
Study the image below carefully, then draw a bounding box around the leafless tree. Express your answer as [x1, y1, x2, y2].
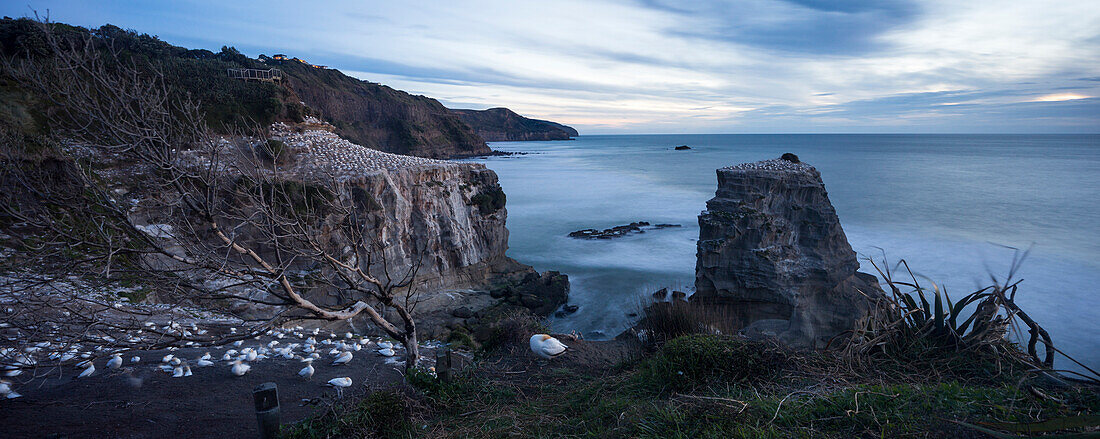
[0, 18, 428, 371]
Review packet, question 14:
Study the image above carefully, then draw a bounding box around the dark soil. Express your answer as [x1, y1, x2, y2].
[1, 339, 434, 439]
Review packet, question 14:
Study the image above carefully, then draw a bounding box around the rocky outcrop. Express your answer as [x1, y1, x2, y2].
[694, 157, 881, 348]
[568, 221, 681, 240]
[451, 107, 578, 141]
[265, 124, 525, 293]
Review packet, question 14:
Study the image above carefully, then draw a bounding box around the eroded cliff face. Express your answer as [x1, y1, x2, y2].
[694, 158, 881, 348]
[341, 163, 519, 291]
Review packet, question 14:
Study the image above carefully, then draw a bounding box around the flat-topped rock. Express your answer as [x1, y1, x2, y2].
[695, 156, 881, 348]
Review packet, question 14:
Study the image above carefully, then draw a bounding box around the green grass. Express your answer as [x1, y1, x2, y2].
[282, 335, 1100, 438]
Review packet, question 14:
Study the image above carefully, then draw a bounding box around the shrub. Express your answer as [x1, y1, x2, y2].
[282, 390, 414, 439]
[469, 186, 506, 214]
[642, 334, 788, 392]
[473, 307, 547, 352]
[257, 139, 288, 163]
[634, 300, 739, 350]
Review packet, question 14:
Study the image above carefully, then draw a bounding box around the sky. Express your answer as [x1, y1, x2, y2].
[4, 0, 1099, 134]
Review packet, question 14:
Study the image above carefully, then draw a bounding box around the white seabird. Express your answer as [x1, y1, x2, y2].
[230, 361, 250, 377]
[326, 376, 353, 397]
[529, 334, 569, 360]
[327, 377, 352, 387]
[78, 362, 96, 378]
[331, 351, 353, 366]
[106, 354, 123, 369]
[377, 348, 395, 357]
[298, 360, 314, 380]
[0, 379, 20, 399]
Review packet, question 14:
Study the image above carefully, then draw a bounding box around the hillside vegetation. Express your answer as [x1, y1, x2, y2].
[0, 18, 490, 158]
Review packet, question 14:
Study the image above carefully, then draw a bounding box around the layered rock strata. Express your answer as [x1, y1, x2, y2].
[694, 157, 881, 348]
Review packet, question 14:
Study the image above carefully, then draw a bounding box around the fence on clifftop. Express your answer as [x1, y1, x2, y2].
[227, 68, 283, 82]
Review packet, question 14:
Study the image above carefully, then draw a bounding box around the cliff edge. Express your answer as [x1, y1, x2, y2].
[694, 156, 881, 348]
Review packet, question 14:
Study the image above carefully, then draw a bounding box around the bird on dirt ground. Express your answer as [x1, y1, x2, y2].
[326, 377, 352, 397]
[529, 334, 569, 360]
[331, 351, 352, 366]
[298, 359, 314, 380]
[0, 379, 20, 399]
[106, 354, 123, 369]
[231, 360, 250, 377]
[77, 361, 96, 378]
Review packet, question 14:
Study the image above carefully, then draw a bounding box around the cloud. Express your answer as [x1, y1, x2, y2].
[6, 0, 1099, 133]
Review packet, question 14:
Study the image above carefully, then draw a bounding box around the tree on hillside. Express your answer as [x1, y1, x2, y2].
[0, 19, 428, 370]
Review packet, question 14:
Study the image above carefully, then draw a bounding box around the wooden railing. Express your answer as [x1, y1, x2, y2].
[227, 68, 283, 82]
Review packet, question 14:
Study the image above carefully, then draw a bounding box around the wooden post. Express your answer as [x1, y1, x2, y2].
[253, 382, 280, 439]
[435, 348, 452, 382]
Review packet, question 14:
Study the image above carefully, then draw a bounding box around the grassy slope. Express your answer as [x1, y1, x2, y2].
[283, 335, 1100, 438]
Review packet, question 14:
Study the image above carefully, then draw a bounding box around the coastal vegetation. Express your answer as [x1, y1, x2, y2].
[280, 259, 1099, 438]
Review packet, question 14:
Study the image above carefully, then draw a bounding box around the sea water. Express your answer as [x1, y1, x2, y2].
[470, 134, 1100, 369]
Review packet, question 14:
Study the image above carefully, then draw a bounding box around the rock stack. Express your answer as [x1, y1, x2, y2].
[694, 156, 881, 348]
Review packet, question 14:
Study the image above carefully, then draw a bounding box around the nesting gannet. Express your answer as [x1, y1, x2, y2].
[78, 362, 96, 378]
[298, 360, 314, 380]
[232, 340, 243, 347]
[183, 365, 193, 377]
[221, 352, 233, 361]
[172, 365, 185, 377]
[200, 352, 212, 361]
[231, 361, 250, 376]
[529, 334, 569, 360]
[331, 351, 353, 366]
[131, 356, 140, 363]
[0, 379, 20, 399]
[327, 377, 352, 387]
[106, 354, 123, 369]
[196, 358, 214, 367]
[161, 354, 175, 363]
[377, 347, 395, 357]
[377, 341, 393, 350]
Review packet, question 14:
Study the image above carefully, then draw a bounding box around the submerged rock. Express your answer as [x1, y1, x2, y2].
[675, 145, 692, 150]
[568, 221, 680, 240]
[694, 157, 881, 348]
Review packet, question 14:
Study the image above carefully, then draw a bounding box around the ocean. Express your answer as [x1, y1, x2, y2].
[469, 134, 1100, 370]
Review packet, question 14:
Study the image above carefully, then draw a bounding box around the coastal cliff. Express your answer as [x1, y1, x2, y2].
[694, 157, 881, 348]
[451, 107, 578, 141]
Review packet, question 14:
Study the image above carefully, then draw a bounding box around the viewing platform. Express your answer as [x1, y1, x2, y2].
[227, 68, 283, 82]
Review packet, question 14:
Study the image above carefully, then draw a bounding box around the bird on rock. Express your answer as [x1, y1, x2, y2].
[529, 334, 569, 360]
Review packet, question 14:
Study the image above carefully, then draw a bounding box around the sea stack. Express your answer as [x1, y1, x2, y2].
[694, 156, 881, 348]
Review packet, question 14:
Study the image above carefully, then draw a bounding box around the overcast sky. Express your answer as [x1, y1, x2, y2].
[5, 0, 1099, 133]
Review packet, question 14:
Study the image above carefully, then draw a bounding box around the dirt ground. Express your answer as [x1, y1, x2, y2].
[0, 334, 642, 439]
[0, 338, 439, 439]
